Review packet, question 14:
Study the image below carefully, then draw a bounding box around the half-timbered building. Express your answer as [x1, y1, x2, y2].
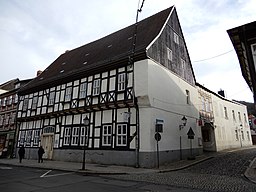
[16, 6, 208, 167]
[0, 78, 31, 158]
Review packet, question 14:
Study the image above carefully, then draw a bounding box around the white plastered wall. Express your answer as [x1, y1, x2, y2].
[134, 59, 201, 153]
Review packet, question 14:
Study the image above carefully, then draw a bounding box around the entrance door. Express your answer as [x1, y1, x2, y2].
[41, 135, 53, 159]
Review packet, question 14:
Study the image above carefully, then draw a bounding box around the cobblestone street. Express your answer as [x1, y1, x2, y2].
[107, 148, 256, 192]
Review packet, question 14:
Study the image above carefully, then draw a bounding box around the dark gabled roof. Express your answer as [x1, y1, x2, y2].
[19, 6, 174, 95]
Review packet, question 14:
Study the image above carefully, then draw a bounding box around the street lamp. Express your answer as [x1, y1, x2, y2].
[179, 116, 187, 160]
[179, 116, 187, 130]
[82, 115, 89, 170]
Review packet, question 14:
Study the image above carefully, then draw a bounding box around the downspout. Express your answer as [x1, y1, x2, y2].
[12, 94, 20, 158]
[131, 0, 145, 168]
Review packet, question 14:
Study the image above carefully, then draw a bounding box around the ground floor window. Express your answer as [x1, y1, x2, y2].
[63, 127, 71, 146]
[71, 127, 80, 146]
[117, 124, 127, 146]
[33, 130, 40, 146]
[102, 125, 112, 146]
[19, 131, 26, 146]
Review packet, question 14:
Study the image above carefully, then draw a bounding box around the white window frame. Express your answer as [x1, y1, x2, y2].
[14, 94, 18, 104]
[102, 125, 112, 146]
[26, 130, 32, 146]
[32, 96, 38, 109]
[80, 126, 87, 146]
[116, 124, 127, 146]
[33, 130, 40, 146]
[71, 127, 80, 146]
[167, 48, 172, 61]
[65, 87, 72, 101]
[79, 82, 87, 98]
[63, 127, 71, 145]
[93, 79, 100, 96]
[118, 73, 126, 91]
[23, 98, 29, 111]
[19, 131, 26, 146]
[48, 92, 55, 105]
[185, 90, 190, 105]
[174, 32, 179, 44]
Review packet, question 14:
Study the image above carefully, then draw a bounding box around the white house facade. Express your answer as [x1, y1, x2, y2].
[197, 84, 252, 152]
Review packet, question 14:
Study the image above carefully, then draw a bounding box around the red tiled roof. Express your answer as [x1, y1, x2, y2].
[19, 6, 174, 95]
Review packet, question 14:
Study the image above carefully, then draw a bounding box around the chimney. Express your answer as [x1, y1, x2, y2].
[37, 70, 43, 77]
[218, 89, 225, 97]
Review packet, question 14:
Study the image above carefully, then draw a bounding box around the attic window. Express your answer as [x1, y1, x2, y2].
[107, 44, 112, 48]
[83, 61, 87, 65]
[174, 32, 179, 45]
[60, 70, 64, 73]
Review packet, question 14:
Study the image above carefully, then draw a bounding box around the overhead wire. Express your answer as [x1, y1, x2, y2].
[192, 49, 234, 63]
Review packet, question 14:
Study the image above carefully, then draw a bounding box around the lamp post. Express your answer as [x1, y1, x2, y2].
[82, 115, 89, 170]
[179, 116, 187, 160]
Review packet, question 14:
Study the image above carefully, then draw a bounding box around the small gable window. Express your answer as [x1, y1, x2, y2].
[167, 48, 172, 61]
[174, 32, 179, 44]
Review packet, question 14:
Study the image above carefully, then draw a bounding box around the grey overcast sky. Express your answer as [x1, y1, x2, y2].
[0, 0, 255, 102]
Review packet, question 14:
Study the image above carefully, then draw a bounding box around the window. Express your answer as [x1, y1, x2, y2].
[93, 79, 100, 96]
[186, 90, 190, 104]
[63, 127, 71, 145]
[26, 130, 32, 146]
[117, 124, 127, 146]
[19, 131, 26, 145]
[65, 87, 72, 101]
[5, 114, 10, 125]
[48, 92, 55, 105]
[167, 48, 172, 61]
[232, 110, 236, 121]
[80, 126, 87, 146]
[201, 97, 205, 111]
[33, 130, 40, 146]
[14, 94, 18, 103]
[102, 125, 112, 146]
[22, 99, 29, 111]
[174, 32, 179, 44]
[244, 113, 247, 123]
[79, 82, 87, 98]
[247, 131, 250, 141]
[238, 112, 241, 122]
[118, 74, 126, 91]
[11, 113, 15, 124]
[224, 107, 228, 119]
[71, 127, 80, 146]
[32, 96, 38, 109]
[235, 130, 239, 140]
[0, 115, 3, 125]
[8, 96, 12, 105]
[241, 131, 244, 140]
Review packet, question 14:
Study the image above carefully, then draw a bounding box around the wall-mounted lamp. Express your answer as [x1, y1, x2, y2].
[179, 116, 187, 130]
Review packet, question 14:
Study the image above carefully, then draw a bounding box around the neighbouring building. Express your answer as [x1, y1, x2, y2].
[227, 21, 256, 110]
[0, 79, 31, 157]
[197, 84, 252, 151]
[16, 6, 252, 168]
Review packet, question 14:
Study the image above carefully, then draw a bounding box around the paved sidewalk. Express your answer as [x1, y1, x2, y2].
[0, 154, 212, 175]
[0, 147, 256, 184]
